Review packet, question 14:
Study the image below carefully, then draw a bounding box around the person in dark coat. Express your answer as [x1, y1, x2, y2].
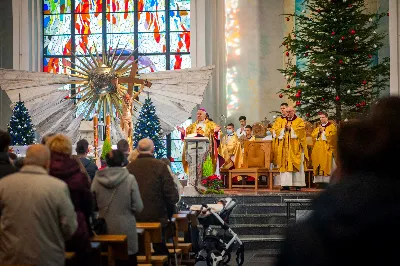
[0, 130, 17, 178]
[46, 134, 93, 261]
[76, 139, 98, 180]
[127, 138, 178, 257]
[92, 150, 143, 266]
[275, 98, 400, 266]
[117, 139, 130, 166]
[126, 138, 179, 227]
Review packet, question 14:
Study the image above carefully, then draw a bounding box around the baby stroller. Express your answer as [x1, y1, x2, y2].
[190, 198, 245, 266]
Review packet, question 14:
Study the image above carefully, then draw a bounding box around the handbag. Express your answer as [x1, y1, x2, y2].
[92, 187, 117, 235]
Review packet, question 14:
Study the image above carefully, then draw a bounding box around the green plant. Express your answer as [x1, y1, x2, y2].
[202, 155, 213, 178]
[101, 139, 112, 160]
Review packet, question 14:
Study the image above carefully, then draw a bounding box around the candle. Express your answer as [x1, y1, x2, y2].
[105, 113, 111, 141]
[93, 113, 98, 159]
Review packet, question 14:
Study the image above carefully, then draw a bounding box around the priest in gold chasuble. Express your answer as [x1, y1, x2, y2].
[271, 103, 288, 168]
[277, 107, 309, 190]
[177, 109, 221, 176]
[219, 123, 242, 170]
[311, 111, 337, 184]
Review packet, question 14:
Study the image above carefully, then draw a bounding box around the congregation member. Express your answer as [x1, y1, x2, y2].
[128, 148, 139, 163]
[271, 103, 288, 168]
[46, 134, 93, 262]
[127, 138, 179, 255]
[0, 130, 17, 178]
[277, 107, 308, 191]
[236, 116, 247, 138]
[92, 150, 143, 266]
[218, 123, 242, 170]
[41, 132, 56, 145]
[127, 138, 178, 226]
[311, 112, 337, 188]
[161, 157, 184, 200]
[76, 139, 98, 180]
[117, 139, 130, 166]
[0, 144, 77, 266]
[275, 98, 400, 266]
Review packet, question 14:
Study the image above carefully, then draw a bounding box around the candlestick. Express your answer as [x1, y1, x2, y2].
[93, 113, 99, 160]
[105, 113, 111, 141]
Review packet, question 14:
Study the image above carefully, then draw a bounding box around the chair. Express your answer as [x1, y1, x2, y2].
[228, 140, 272, 191]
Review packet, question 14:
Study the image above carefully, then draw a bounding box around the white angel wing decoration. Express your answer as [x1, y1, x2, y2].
[0, 68, 80, 139]
[139, 65, 215, 135]
[0, 65, 214, 141]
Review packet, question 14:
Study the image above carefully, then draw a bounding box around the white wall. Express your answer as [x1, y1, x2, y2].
[12, 0, 42, 71]
[390, 0, 400, 96]
[228, 0, 285, 126]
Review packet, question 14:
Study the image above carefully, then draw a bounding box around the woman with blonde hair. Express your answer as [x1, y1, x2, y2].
[128, 148, 139, 163]
[46, 134, 93, 263]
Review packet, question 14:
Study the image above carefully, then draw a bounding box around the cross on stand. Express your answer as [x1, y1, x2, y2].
[117, 62, 152, 96]
[113, 62, 152, 149]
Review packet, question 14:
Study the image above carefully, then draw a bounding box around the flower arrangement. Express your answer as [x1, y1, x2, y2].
[201, 174, 224, 194]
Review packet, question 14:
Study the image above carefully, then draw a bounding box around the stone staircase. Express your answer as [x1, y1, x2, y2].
[181, 192, 318, 252]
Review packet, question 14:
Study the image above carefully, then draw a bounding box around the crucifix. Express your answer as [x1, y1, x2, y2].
[113, 62, 152, 146]
[261, 117, 270, 126]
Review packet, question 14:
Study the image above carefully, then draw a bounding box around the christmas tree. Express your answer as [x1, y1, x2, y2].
[7, 100, 36, 145]
[133, 97, 165, 159]
[279, 0, 389, 121]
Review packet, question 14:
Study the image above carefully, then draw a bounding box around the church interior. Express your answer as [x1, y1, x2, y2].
[0, 0, 398, 265]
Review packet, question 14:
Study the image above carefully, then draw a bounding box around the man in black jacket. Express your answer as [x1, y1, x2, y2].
[76, 139, 98, 180]
[0, 130, 17, 178]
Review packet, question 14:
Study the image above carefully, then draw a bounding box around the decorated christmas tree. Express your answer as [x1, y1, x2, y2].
[279, 0, 389, 121]
[133, 97, 165, 159]
[7, 99, 36, 145]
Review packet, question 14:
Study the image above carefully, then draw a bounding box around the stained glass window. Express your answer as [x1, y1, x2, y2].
[43, 0, 191, 177]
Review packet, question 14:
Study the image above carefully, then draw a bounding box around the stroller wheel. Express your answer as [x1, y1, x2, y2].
[206, 250, 223, 266]
[222, 252, 231, 264]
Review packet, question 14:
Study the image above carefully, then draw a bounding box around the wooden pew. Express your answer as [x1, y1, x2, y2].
[65, 252, 76, 266]
[167, 213, 193, 263]
[90, 242, 102, 266]
[136, 222, 168, 266]
[91, 235, 128, 266]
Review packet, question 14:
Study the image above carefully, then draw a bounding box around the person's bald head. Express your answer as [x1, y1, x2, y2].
[137, 138, 155, 155]
[24, 144, 51, 171]
[286, 106, 295, 118]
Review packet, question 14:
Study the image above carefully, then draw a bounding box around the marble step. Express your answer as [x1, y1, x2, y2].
[232, 203, 287, 214]
[240, 235, 286, 250]
[181, 193, 318, 205]
[230, 224, 287, 235]
[230, 213, 287, 224]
